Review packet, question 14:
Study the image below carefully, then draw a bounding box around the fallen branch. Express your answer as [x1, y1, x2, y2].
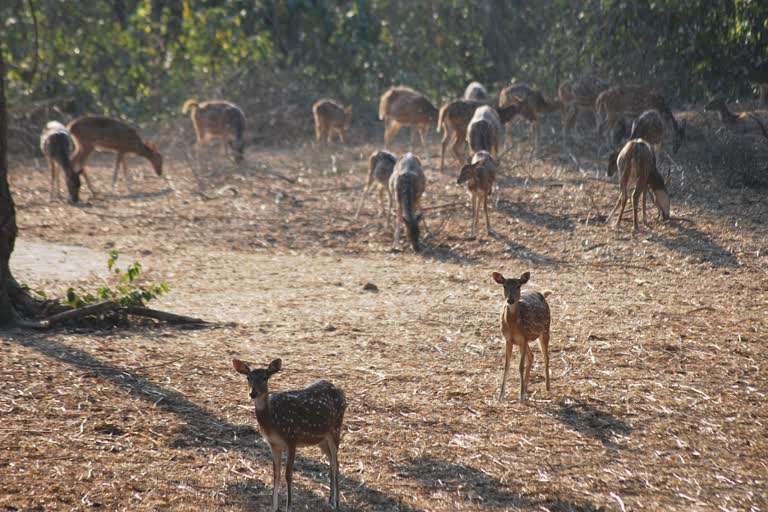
[126, 306, 207, 325]
[18, 301, 120, 329]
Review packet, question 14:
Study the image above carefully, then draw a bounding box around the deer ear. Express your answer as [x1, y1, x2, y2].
[146, 142, 157, 152]
[492, 272, 505, 284]
[520, 272, 530, 284]
[233, 359, 251, 375]
[267, 358, 282, 376]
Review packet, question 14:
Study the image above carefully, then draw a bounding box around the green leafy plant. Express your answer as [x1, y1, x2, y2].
[65, 251, 169, 309]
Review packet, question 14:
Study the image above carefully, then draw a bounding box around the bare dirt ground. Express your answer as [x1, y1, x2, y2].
[1, 120, 767, 511]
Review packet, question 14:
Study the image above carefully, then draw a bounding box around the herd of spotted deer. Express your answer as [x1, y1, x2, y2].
[34, 70, 768, 510]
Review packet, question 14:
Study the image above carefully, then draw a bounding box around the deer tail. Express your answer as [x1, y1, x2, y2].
[542, 291, 553, 299]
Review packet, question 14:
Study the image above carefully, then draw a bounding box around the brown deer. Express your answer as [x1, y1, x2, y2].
[595, 86, 685, 155]
[492, 271, 551, 401]
[466, 106, 504, 158]
[558, 74, 610, 144]
[457, 150, 496, 238]
[464, 81, 490, 102]
[606, 139, 671, 230]
[182, 99, 246, 163]
[312, 98, 353, 148]
[379, 86, 438, 157]
[629, 110, 665, 156]
[354, 149, 396, 220]
[233, 358, 347, 512]
[498, 83, 559, 151]
[437, 98, 484, 172]
[704, 97, 768, 140]
[67, 116, 163, 194]
[40, 121, 80, 203]
[389, 153, 427, 252]
[737, 54, 768, 105]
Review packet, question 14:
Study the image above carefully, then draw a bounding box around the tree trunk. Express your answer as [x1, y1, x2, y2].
[0, 46, 19, 325]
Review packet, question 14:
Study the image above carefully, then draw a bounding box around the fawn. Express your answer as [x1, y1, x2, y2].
[389, 153, 427, 252]
[379, 86, 438, 158]
[606, 139, 670, 230]
[312, 99, 353, 148]
[492, 271, 551, 401]
[233, 358, 347, 512]
[67, 116, 163, 194]
[182, 99, 246, 163]
[355, 149, 396, 220]
[458, 150, 496, 238]
[40, 121, 80, 203]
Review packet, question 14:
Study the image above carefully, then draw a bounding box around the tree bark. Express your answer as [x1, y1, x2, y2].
[0, 46, 19, 325]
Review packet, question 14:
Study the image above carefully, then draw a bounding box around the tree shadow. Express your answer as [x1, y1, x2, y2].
[495, 197, 576, 233]
[6, 332, 422, 511]
[554, 400, 633, 451]
[394, 456, 605, 511]
[490, 230, 560, 267]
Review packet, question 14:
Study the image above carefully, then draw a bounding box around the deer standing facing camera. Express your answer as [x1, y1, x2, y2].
[492, 271, 551, 401]
[233, 358, 347, 511]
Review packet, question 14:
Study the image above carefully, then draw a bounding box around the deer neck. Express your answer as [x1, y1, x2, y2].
[253, 393, 274, 434]
[502, 301, 521, 327]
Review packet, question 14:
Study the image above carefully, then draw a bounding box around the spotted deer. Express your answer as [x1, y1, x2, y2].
[437, 98, 484, 172]
[233, 358, 347, 512]
[464, 81, 490, 102]
[492, 271, 551, 401]
[704, 97, 768, 140]
[354, 149, 396, 220]
[379, 86, 438, 158]
[40, 121, 80, 203]
[498, 83, 559, 151]
[466, 106, 504, 158]
[558, 74, 610, 144]
[67, 116, 163, 194]
[389, 153, 427, 252]
[606, 139, 671, 230]
[595, 86, 685, 154]
[312, 98, 353, 148]
[182, 99, 246, 163]
[457, 150, 496, 238]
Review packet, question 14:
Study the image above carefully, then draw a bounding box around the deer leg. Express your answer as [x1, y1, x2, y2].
[418, 124, 430, 165]
[315, 122, 323, 147]
[440, 128, 450, 173]
[483, 192, 493, 235]
[518, 341, 528, 401]
[631, 187, 642, 231]
[323, 436, 340, 509]
[525, 345, 534, 391]
[337, 128, 345, 144]
[111, 155, 122, 192]
[48, 158, 58, 201]
[271, 448, 283, 512]
[377, 186, 385, 218]
[123, 156, 133, 193]
[392, 205, 402, 249]
[354, 179, 371, 219]
[470, 193, 478, 239]
[499, 338, 513, 401]
[386, 187, 393, 227]
[451, 135, 465, 166]
[541, 331, 551, 391]
[642, 186, 649, 226]
[614, 190, 628, 228]
[606, 193, 622, 223]
[285, 445, 296, 512]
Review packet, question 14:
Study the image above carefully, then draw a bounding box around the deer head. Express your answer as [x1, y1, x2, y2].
[145, 142, 163, 176]
[233, 358, 282, 399]
[492, 271, 530, 305]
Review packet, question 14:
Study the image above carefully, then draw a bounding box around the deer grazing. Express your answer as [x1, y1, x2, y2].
[40, 121, 80, 203]
[233, 358, 347, 512]
[354, 149, 396, 220]
[312, 98, 353, 148]
[558, 74, 610, 144]
[704, 97, 768, 140]
[595, 86, 686, 155]
[466, 105, 505, 158]
[464, 81, 490, 102]
[606, 139, 671, 230]
[458, 150, 496, 238]
[389, 153, 427, 252]
[67, 116, 163, 194]
[379, 86, 438, 157]
[498, 83, 559, 151]
[182, 99, 246, 163]
[492, 271, 551, 401]
[437, 98, 484, 172]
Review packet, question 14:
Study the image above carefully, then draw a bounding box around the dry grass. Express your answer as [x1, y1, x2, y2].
[1, 120, 767, 511]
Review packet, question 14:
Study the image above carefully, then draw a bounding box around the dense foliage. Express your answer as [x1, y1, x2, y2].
[3, 0, 767, 120]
